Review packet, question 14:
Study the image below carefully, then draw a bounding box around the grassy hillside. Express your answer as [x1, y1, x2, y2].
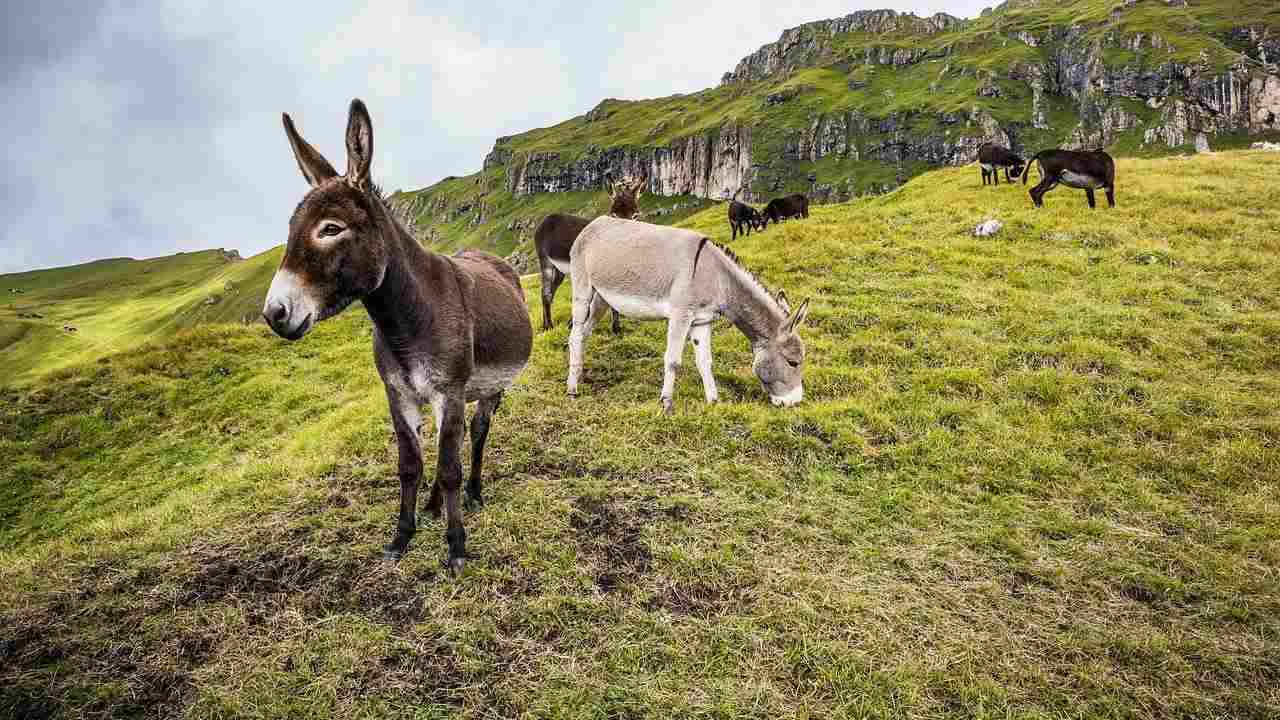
[396, 0, 1280, 260]
[2, 151, 1279, 718]
[389, 174, 712, 259]
[0, 248, 281, 385]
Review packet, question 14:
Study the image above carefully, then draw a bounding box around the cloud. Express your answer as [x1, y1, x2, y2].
[0, 0, 994, 274]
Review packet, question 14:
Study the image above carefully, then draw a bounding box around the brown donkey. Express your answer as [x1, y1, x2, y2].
[534, 174, 644, 332]
[263, 99, 533, 572]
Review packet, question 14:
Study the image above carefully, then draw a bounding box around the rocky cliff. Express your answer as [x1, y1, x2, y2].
[395, 0, 1280, 255]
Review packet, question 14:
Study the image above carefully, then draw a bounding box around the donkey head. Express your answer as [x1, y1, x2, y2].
[608, 176, 645, 219]
[753, 293, 810, 407]
[264, 99, 388, 341]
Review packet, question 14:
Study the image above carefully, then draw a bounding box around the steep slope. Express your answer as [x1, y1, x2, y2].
[395, 0, 1280, 258]
[0, 248, 279, 384]
[3, 151, 1278, 718]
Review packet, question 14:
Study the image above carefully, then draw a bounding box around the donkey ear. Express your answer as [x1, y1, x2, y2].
[632, 178, 646, 198]
[282, 113, 338, 187]
[775, 290, 791, 316]
[345, 99, 374, 190]
[785, 298, 811, 333]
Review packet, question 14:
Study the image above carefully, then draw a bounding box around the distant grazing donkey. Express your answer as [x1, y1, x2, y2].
[763, 193, 809, 224]
[566, 216, 810, 413]
[606, 175, 646, 220]
[534, 175, 643, 332]
[977, 142, 1025, 186]
[727, 200, 766, 241]
[263, 99, 533, 572]
[1024, 149, 1117, 208]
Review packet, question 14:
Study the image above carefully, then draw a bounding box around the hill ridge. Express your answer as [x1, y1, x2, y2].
[391, 0, 1280, 263]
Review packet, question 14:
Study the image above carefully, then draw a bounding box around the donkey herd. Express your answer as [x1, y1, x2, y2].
[264, 100, 1120, 569]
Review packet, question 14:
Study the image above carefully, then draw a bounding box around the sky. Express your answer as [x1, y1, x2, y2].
[0, 0, 992, 273]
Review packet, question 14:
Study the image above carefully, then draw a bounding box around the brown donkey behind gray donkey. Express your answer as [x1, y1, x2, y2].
[262, 99, 532, 572]
[534, 175, 645, 332]
[567, 216, 810, 413]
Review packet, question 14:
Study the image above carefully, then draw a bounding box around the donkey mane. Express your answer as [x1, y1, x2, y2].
[702, 239, 787, 313]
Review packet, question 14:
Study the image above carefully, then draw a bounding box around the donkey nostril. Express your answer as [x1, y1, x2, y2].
[266, 300, 289, 326]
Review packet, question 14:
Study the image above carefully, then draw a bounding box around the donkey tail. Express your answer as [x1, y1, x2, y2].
[1023, 150, 1048, 185]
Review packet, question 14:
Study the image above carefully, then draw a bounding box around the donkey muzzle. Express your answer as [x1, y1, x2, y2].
[263, 269, 317, 340]
[770, 385, 803, 408]
[262, 301, 313, 341]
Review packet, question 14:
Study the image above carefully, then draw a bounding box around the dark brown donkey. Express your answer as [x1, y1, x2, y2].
[1024, 149, 1117, 208]
[263, 99, 533, 572]
[534, 175, 643, 331]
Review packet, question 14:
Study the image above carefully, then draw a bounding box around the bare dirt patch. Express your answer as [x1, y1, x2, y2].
[570, 496, 654, 592]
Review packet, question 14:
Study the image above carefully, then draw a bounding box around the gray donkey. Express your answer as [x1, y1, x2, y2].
[263, 99, 532, 572]
[566, 216, 810, 412]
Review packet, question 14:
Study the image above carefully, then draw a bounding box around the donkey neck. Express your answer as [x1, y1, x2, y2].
[713, 251, 786, 348]
[361, 212, 451, 354]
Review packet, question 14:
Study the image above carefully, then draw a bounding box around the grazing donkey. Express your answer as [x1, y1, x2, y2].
[534, 175, 643, 332]
[727, 200, 766, 241]
[977, 142, 1025, 186]
[263, 99, 533, 572]
[1024, 149, 1117, 208]
[566, 216, 810, 413]
[763, 193, 809, 224]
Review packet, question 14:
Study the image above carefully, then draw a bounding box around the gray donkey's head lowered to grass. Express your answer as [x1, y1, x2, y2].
[565, 216, 812, 411]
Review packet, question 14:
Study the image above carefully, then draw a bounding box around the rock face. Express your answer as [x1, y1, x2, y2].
[785, 107, 1010, 166]
[415, 3, 1280, 231]
[503, 122, 756, 200]
[720, 10, 962, 84]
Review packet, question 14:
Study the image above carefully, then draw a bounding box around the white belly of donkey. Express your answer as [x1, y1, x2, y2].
[1060, 170, 1103, 189]
[597, 288, 671, 320]
[465, 363, 524, 400]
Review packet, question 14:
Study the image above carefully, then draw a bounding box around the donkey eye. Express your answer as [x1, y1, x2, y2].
[786, 358, 800, 368]
[319, 222, 344, 237]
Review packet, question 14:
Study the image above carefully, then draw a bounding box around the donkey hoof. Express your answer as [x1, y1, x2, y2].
[661, 399, 674, 416]
[446, 556, 466, 575]
[382, 543, 407, 562]
[464, 494, 485, 512]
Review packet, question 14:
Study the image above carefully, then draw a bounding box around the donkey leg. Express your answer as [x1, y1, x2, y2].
[1030, 179, 1056, 208]
[466, 391, 502, 510]
[424, 394, 445, 519]
[689, 322, 718, 404]
[660, 314, 694, 415]
[567, 290, 608, 396]
[540, 266, 565, 332]
[384, 388, 424, 560]
[1106, 186, 1116, 208]
[1086, 188, 1097, 209]
[610, 307, 622, 335]
[435, 392, 468, 573]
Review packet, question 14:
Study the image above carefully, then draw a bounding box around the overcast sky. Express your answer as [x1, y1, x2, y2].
[1, 0, 991, 273]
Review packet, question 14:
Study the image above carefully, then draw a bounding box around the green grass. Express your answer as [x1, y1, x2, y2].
[3, 151, 1279, 718]
[0, 249, 281, 385]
